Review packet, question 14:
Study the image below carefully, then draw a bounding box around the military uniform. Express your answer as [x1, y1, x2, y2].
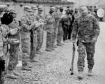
[72, 14, 100, 72]
[36, 7, 44, 54]
[62, 13, 72, 41]
[0, 5, 9, 84]
[52, 9, 59, 47]
[57, 11, 63, 46]
[20, 6, 37, 70]
[30, 6, 41, 61]
[45, 13, 55, 51]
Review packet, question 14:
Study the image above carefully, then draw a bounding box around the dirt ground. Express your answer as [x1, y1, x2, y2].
[5, 22, 105, 84]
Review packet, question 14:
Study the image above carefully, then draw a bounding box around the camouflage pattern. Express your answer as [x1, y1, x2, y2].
[30, 14, 40, 59]
[57, 12, 63, 45]
[8, 19, 20, 71]
[36, 13, 44, 52]
[20, 15, 32, 66]
[45, 13, 55, 50]
[52, 11, 59, 46]
[72, 14, 100, 72]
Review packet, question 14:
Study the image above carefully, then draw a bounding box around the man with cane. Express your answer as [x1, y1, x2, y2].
[71, 6, 100, 80]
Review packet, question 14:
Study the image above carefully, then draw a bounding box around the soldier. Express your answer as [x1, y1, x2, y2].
[62, 8, 72, 41]
[6, 8, 20, 79]
[44, 6, 55, 51]
[0, 5, 12, 83]
[36, 7, 44, 54]
[71, 6, 100, 79]
[57, 7, 64, 46]
[52, 6, 59, 48]
[20, 6, 38, 70]
[30, 5, 41, 62]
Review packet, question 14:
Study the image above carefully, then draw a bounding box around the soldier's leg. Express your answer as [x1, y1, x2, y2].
[57, 27, 63, 46]
[21, 38, 32, 71]
[7, 45, 19, 79]
[77, 42, 86, 79]
[46, 32, 52, 51]
[0, 56, 5, 84]
[86, 43, 95, 71]
[77, 42, 86, 72]
[36, 30, 43, 54]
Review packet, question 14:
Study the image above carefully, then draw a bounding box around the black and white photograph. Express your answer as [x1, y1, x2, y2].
[0, 0, 104, 84]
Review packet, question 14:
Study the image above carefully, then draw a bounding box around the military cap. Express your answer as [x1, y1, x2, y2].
[31, 5, 37, 10]
[24, 6, 32, 12]
[38, 7, 43, 11]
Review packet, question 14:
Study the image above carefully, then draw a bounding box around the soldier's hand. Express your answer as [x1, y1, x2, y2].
[91, 37, 97, 43]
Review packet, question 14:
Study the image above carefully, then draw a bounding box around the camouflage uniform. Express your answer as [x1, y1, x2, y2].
[8, 18, 20, 72]
[0, 5, 9, 84]
[30, 6, 41, 60]
[52, 11, 59, 47]
[20, 7, 36, 68]
[57, 12, 63, 45]
[72, 14, 100, 72]
[0, 24, 9, 84]
[45, 13, 55, 51]
[36, 9, 44, 53]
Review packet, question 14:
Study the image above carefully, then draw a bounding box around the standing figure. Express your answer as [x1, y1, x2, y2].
[62, 8, 72, 41]
[36, 7, 44, 54]
[7, 8, 20, 79]
[30, 6, 41, 62]
[57, 7, 64, 46]
[0, 5, 10, 84]
[71, 6, 100, 79]
[20, 6, 38, 70]
[52, 6, 59, 48]
[45, 7, 55, 51]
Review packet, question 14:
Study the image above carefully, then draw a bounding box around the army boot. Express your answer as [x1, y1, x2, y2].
[88, 69, 93, 76]
[21, 63, 32, 71]
[6, 70, 18, 79]
[77, 71, 83, 80]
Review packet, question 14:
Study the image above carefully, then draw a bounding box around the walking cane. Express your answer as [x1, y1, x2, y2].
[70, 43, 76, 75]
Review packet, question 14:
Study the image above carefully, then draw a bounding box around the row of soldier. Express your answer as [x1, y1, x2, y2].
[0, 5, 76, 82]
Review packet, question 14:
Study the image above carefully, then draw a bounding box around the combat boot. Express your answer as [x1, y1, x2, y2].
[13, 70, 20, 76]
[6, 71, 18, 79]
[88, 69, 93, 76]
[46, 48, 53, 52]
[57, 43, 64, 46]
[21, 66, 32, 71]
[77, 72, 83, 80]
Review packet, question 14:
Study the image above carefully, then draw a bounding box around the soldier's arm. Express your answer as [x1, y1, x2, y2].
[71, 19, 78, 40]
[92, 16, 100, 39]
[20, 17, 30, 30]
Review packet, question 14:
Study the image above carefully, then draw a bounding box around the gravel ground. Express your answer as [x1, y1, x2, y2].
[5, 22, 105, 84]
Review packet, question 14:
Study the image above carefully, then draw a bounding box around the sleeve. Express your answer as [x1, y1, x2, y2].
[92, 16, 100, 39]
[20, 16, 30, 30]
[71, 19, 78, 40]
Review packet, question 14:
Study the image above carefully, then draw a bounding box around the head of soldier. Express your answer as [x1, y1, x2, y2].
[38, 7, 43, 14]
[9, 8, 17, 18]
[49, 6, 55, 14]
[79, 6, 88, 16]
[31, 5, 37, 14]
[24, 6, 31, 16]
[59, 7, 63, 13]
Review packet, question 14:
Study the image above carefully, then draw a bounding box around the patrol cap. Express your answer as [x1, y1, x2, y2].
[38, 7, 43, 11]
[31, 5, 37, 10]
[24, 6, 32, 12]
